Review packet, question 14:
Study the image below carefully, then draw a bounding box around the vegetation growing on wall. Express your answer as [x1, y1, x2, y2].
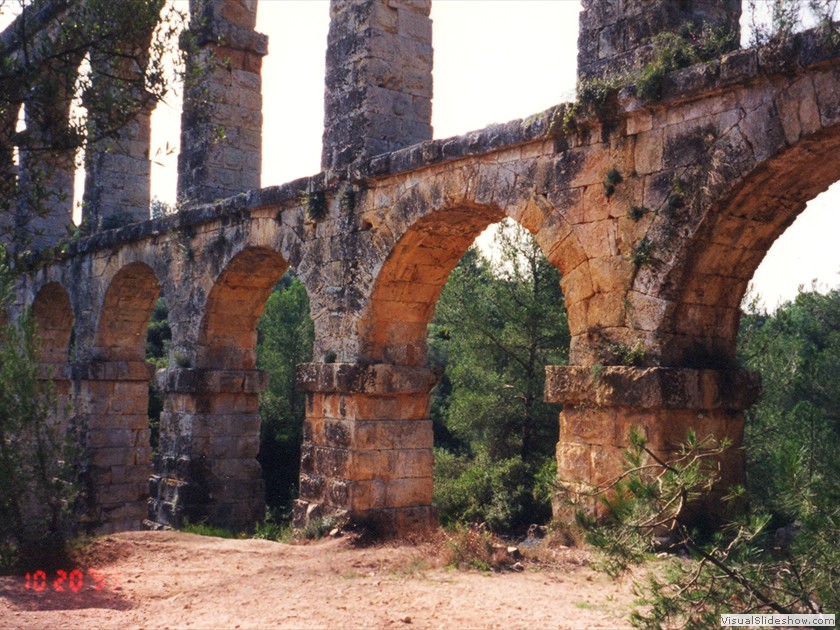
[634, 23, 736, 100]
[747, 0, 840, 46]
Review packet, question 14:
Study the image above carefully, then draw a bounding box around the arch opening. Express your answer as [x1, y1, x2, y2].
[730, 183, 840, 588]
[197, 247, 290, 369]
[94, 263, 161, 362]
[360, 206, 507, 366]
[352, 209, 570, 535]
[31, 282, 74, 368]
[255, 270, 314, 516]
[30, 281, 75, 441]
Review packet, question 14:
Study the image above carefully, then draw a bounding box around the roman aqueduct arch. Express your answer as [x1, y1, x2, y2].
[3, 0, 840, 533]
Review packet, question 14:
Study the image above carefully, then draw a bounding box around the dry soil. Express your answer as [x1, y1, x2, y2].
[0, 530, 639, 629]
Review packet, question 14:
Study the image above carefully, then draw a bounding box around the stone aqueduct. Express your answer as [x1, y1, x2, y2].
[4, 0, 840, 534]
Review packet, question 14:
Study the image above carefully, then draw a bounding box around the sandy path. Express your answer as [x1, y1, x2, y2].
[0, 531, 637, 629]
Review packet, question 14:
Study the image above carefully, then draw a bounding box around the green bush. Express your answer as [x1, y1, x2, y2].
[578, 427, 839, 627]
[433, 449, 553, 533]
[252, 509, 294, 542]
[0, 251, 78, 573]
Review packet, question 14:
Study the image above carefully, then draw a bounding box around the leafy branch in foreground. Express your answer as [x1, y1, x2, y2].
[0, 246, 78, 573]
[575, 428, 839, 629]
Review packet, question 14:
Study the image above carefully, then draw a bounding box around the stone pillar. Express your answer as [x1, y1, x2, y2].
[577, 0, 741, 80]
[17, 97, 76, 250]
[321, 0, 433, 174]
[177, 0, 267, 205]
[72, 360, 155, 534]
[294, 363, 438, 535]
[149, 368, 266, 530]
[81, 11, 158, 231]
[545, 366, 760, 524]
[0, 105, 18, 243]
[82, 81, 153, 231]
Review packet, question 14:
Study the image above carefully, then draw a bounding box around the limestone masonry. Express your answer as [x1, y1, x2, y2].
[3, 0, 840, 534]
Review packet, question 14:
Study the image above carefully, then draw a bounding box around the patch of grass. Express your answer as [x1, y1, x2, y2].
[603, 340, 649, 367]
[443, 525, 497, 572]
[392, 556, 432, 577]
[182, 521, 244, 539]
[252, 518, 295, 543]
[250, 509, 341, 544]
[299, 516, 340, 540]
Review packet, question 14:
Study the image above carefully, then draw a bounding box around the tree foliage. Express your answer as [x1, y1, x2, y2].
[428, 221, 569, 532]
[145, 294, 169, 453]
[1, 0, 184, 152]
[256, 273, 313, 512]
[740, 288, 840, 520]
[0, 0, 187, 245]
[0, 245, 77, 572]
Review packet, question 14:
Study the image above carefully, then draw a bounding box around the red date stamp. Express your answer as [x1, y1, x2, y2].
[23, 569, 121, 593]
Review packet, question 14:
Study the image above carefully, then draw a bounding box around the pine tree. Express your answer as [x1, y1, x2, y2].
[429, 220, 569, 532]
[256, 273, 313, 512]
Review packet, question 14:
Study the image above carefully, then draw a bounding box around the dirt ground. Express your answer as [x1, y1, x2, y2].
[0, 530, 640, 629]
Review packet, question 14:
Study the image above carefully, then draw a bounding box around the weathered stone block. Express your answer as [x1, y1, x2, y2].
[556, 442, 591, 484]
[560, 407, 616, 445]
[383, 477, 432, 508]
[210, 457, 262, 480]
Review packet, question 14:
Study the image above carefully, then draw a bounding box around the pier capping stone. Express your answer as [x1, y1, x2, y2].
[545, 366, 761, 411]
[296, 362, 439, 395]
[156, 367, 268, 394]
[72, 360, 156, 382]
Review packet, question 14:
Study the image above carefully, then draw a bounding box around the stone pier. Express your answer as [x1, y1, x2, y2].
[150, 368, 267, 530]
[294, 363, 438, 534]
[546, 366, 760, 521]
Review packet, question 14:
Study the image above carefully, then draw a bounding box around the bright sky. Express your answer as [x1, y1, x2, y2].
[4, 1, 840, 307]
